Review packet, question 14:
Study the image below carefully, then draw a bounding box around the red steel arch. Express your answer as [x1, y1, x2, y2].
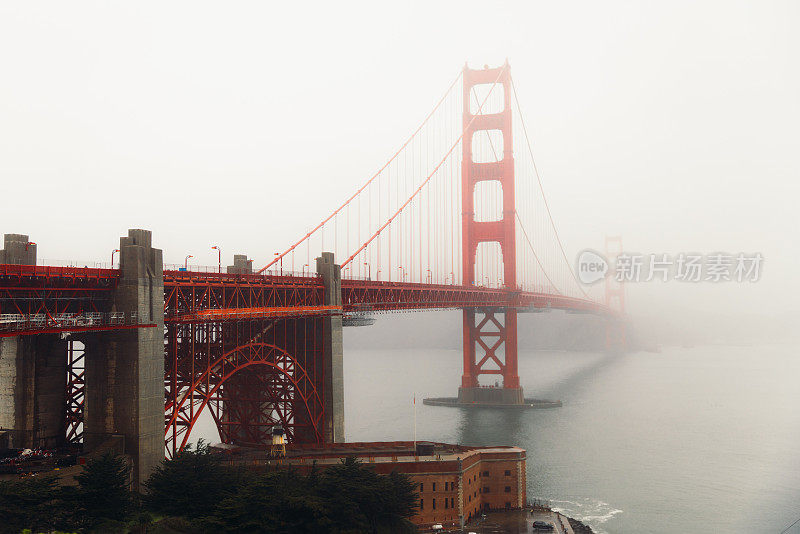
[164, 341, 324, 456]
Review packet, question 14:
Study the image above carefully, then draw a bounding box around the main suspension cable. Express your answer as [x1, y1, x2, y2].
[510, 75, 590, 298]
[342, 65, 509, 268]
[258, 70, 464, 274]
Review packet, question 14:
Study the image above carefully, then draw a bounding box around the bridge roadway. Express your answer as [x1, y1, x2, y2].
[0, 263, 610, 337]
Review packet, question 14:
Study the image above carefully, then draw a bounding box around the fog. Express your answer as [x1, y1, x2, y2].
[1, 1, 798, 342]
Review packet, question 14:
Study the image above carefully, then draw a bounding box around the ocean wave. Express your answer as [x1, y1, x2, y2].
[551, 499, 584, 508]
[581, 509, 624, 523]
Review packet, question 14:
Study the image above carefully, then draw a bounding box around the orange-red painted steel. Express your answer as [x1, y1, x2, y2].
[0, 260, 611, 456]
[460, 63, 521, 390]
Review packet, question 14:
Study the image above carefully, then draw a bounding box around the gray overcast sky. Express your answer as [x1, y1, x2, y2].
[1, 1, 798, 316]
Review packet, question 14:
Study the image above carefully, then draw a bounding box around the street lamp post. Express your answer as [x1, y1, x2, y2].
[111, 249, 120, 267]
[211, 246, 221, 273]
[185, 255, 193, 270]
[302, 263, 309, 276]
[364, 261, 370, 280]
[274, 252, 282, 275]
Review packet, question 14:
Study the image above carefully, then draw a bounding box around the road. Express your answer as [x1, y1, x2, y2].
[452, 509, 574, 534]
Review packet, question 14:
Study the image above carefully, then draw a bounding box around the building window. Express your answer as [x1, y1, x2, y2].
[432, 482, 436, 492]
[504, 486, 511, 493]
[433, 498, 436, 510]
[505, 501, 511, 509]
[451, 497, 454, 508]
[468, 495, 471, 502]
[444, 481, 448, 491]
[505, 470, 511, 476]
[483, 470, 489, 477]
[420, 499, 423, 510]
[445, 498, 449, 509]
[483, 486, 490, 493]
[420, 483, 423, 492]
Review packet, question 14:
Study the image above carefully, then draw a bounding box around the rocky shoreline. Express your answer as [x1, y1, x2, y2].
[567, 515, 595, 533]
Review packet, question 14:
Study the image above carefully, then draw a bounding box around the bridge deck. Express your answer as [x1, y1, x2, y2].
[0, 265, 611, 335]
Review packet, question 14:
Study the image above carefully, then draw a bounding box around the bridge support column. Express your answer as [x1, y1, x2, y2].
[0, 234, 68, 449]
[83, 229, 164, 489]
[0, 336, 67, 449]
[458, 307, 524, 405]
[316, 252, 344, 443]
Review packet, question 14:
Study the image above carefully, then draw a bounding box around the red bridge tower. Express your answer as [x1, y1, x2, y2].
[458, 63, 524, 405]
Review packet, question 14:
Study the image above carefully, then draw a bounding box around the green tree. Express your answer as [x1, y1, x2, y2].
[141, 446, 418, 534]
[316, 456, 378, 531]
[373, 471, 418, 533]
[211, 459, 418, 534]
[316, 457, 419, 534]
[71, 452, 136, 529]
[0, 474, 60, 534]
[143, 440, 244, 521]
[212, 468, 331, 533]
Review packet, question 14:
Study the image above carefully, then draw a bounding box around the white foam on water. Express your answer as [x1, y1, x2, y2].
[549, 497, 623, 534]
[551, 499, 584, 508]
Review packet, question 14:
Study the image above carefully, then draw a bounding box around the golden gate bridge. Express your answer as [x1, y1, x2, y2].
[0, 62, 625, 487]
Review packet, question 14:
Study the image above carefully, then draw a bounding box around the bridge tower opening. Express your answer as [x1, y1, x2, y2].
[458, 63, 524, 405]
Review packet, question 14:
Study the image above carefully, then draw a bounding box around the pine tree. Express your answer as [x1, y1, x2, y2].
[72, 452, 135, 529]
[0, 474, 60, 534]
[143, 440, 243, 520]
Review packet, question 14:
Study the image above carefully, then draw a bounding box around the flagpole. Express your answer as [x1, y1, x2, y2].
[413, 392, 417, 452]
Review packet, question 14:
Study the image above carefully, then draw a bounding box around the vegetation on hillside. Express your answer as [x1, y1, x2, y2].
[0, 443, 418, 534]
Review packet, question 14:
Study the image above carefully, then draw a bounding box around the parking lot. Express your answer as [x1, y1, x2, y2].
[421, 509, 575, 534]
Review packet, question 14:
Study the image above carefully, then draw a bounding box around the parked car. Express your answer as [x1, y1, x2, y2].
[533, 520, 555, 531]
